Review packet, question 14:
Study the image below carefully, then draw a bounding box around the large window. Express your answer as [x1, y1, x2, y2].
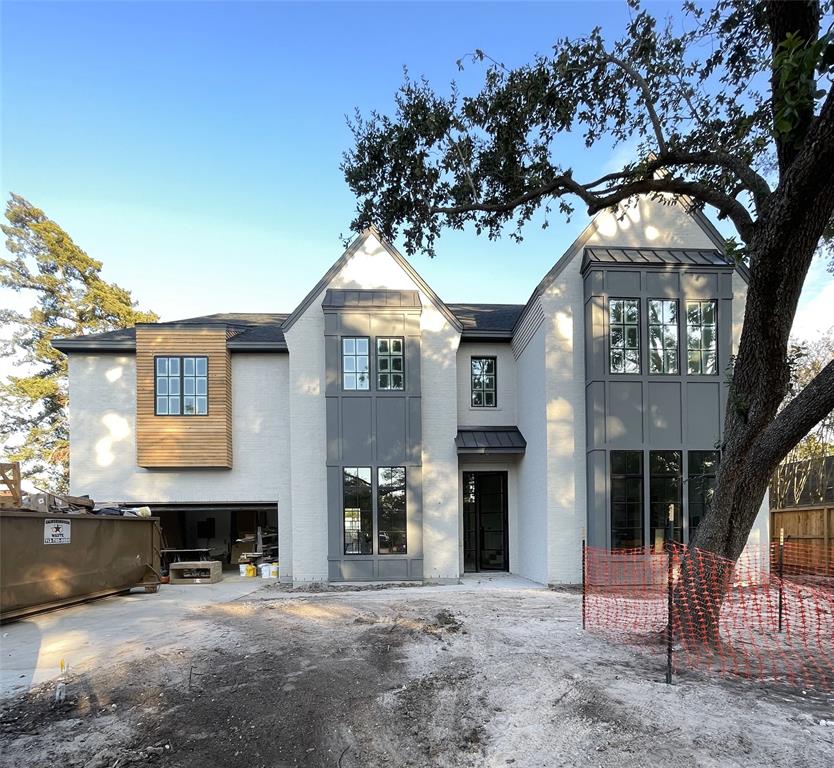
[343, 467, 372, 554]
[471, 357, 497, 407]
[688, 450, 719, 540]
[686, 300, 718, 375]
[609, 299, 640, 374]
[648, 299, 679, 374]
[155, 356, 208, 416]
[342, 337, 370, 390]
[377, 338, 404, 391]
[377, 467, 407, 554]
[611, 451, 643, 549]
[650, 451, 683, 550]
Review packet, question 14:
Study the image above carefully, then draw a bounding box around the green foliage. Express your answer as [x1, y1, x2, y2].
[773, 28, 834, 139]
[0, 193, 157, 491]
[342, 0, 833, 256]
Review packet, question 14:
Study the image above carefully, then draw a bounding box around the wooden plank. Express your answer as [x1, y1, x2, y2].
[135, 327, 232, 468]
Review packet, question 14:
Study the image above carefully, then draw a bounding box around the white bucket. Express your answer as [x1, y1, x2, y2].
[239, 564, 247, 577]
[259, 563, 274, 578]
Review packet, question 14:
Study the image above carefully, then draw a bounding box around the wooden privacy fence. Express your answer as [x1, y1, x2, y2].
[771, 505, 834, 578]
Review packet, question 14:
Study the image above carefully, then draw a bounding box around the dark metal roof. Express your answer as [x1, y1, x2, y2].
[448, 304, 525, 339]
[53, 313, 289, 352]
[455, 426, 527, 455]
[581, 246, 733, 273]
[322, 289, 421, 309]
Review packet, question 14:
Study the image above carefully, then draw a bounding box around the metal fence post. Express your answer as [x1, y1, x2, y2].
[777, 527, 785, 633]
[581, 532, 586, 630]
[665, 504, 674, 685]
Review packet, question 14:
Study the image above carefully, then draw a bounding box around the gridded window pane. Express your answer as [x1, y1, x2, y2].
[377, 337, 405, 390]
[155, 356, 207, 416]
[611, 450, 643, 549]
[688, 450, 719, 540]
[471, 357, 497, 407]
[378, 467, 407, 554]
[650, 451, 682, 550]
[343, 337, 370, 390]
[609, 299, 640, 373]
[686, 300, 718, 374]
[343, 467, 372, 555]
[648, 299, 679, 374]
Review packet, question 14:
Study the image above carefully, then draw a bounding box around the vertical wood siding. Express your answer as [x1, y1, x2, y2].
[135, 327, 232, 467]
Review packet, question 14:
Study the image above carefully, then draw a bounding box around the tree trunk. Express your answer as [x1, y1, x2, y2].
[680, 76, 834, 640]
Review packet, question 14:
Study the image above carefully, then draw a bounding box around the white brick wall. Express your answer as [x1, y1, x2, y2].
[67, 353, 290, 503]
[542, 258, 587, 584]
[285, 291, 329, 582]
[456, 342, 517, 426]
[420, 304, 460, 580]
[515, 319, 549, 584]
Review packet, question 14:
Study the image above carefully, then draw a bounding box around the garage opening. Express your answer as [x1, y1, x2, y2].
[150, 503, 278, 571]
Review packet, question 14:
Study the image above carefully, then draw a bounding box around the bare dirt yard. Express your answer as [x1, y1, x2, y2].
[1, 577, 832, 767]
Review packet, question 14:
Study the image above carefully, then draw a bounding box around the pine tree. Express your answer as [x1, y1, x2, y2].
[0, 193, 157, 491]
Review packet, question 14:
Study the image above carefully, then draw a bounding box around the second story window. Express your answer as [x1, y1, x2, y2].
[686, 300, 718, 375]
[648, 299, 679, 374]
[377, 337, 404, 390]
[155, 356, 208, 415]
[342, 337, 370, 390]
[471, 357, 496, 407]
[609, 298, 640, 374]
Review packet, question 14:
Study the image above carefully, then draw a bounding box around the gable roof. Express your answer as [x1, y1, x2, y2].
[512, 195, 749, 335]
[447, 303, 525, 339]
[281, 226, 463, 333]
[53, 313, 289, 352]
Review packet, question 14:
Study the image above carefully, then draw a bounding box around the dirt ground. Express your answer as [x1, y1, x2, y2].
[1, 581, 833, 767]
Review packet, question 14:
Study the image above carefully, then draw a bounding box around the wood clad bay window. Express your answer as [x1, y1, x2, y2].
[343, 337, 370, 390]
[377, 337, 404, 390]
[343, 467, 372, 554]
[610, 450, 643, 549]
[609, 299, 640, 374]
[649, 451, 682, 550]
[343, 466, 407, 555]
[471, 357, 497, 407]
[686, 300, 718, 374]
[688, 450, 719, 539]
[377, 467, 406, 554]
[155, 356, 208, 415]
[648, 299, 679, 374]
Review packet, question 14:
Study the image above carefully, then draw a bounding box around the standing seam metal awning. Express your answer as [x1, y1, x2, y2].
[455, 427, 527, 455]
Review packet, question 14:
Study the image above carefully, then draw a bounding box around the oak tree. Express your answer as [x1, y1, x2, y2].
[343, 0, 834, 566]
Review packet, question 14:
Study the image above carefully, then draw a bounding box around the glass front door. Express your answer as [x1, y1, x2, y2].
[463, 471, 509, 572]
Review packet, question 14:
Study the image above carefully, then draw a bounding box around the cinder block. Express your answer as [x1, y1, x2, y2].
[169, 560, 222, 584]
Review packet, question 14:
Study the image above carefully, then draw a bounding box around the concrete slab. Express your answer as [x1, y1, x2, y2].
[0, 576, 270, 698]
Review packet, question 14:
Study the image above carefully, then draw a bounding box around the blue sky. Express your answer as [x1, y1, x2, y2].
[1, 0, 832, 338]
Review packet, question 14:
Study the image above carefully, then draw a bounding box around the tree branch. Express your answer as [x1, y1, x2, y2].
[431, 170, 757, 243]
[603, 54, 668, 154]
[751, 358, 834, 471]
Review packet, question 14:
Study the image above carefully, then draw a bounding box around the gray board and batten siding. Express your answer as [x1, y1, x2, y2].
[323, 289, 424, 581]
[582, 247, 736, 550]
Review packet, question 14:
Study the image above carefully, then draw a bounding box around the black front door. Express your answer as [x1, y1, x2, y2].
[463, 471, 509, 572]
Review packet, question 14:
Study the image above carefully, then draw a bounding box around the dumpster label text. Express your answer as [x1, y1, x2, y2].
[44, 518, 71, 544]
